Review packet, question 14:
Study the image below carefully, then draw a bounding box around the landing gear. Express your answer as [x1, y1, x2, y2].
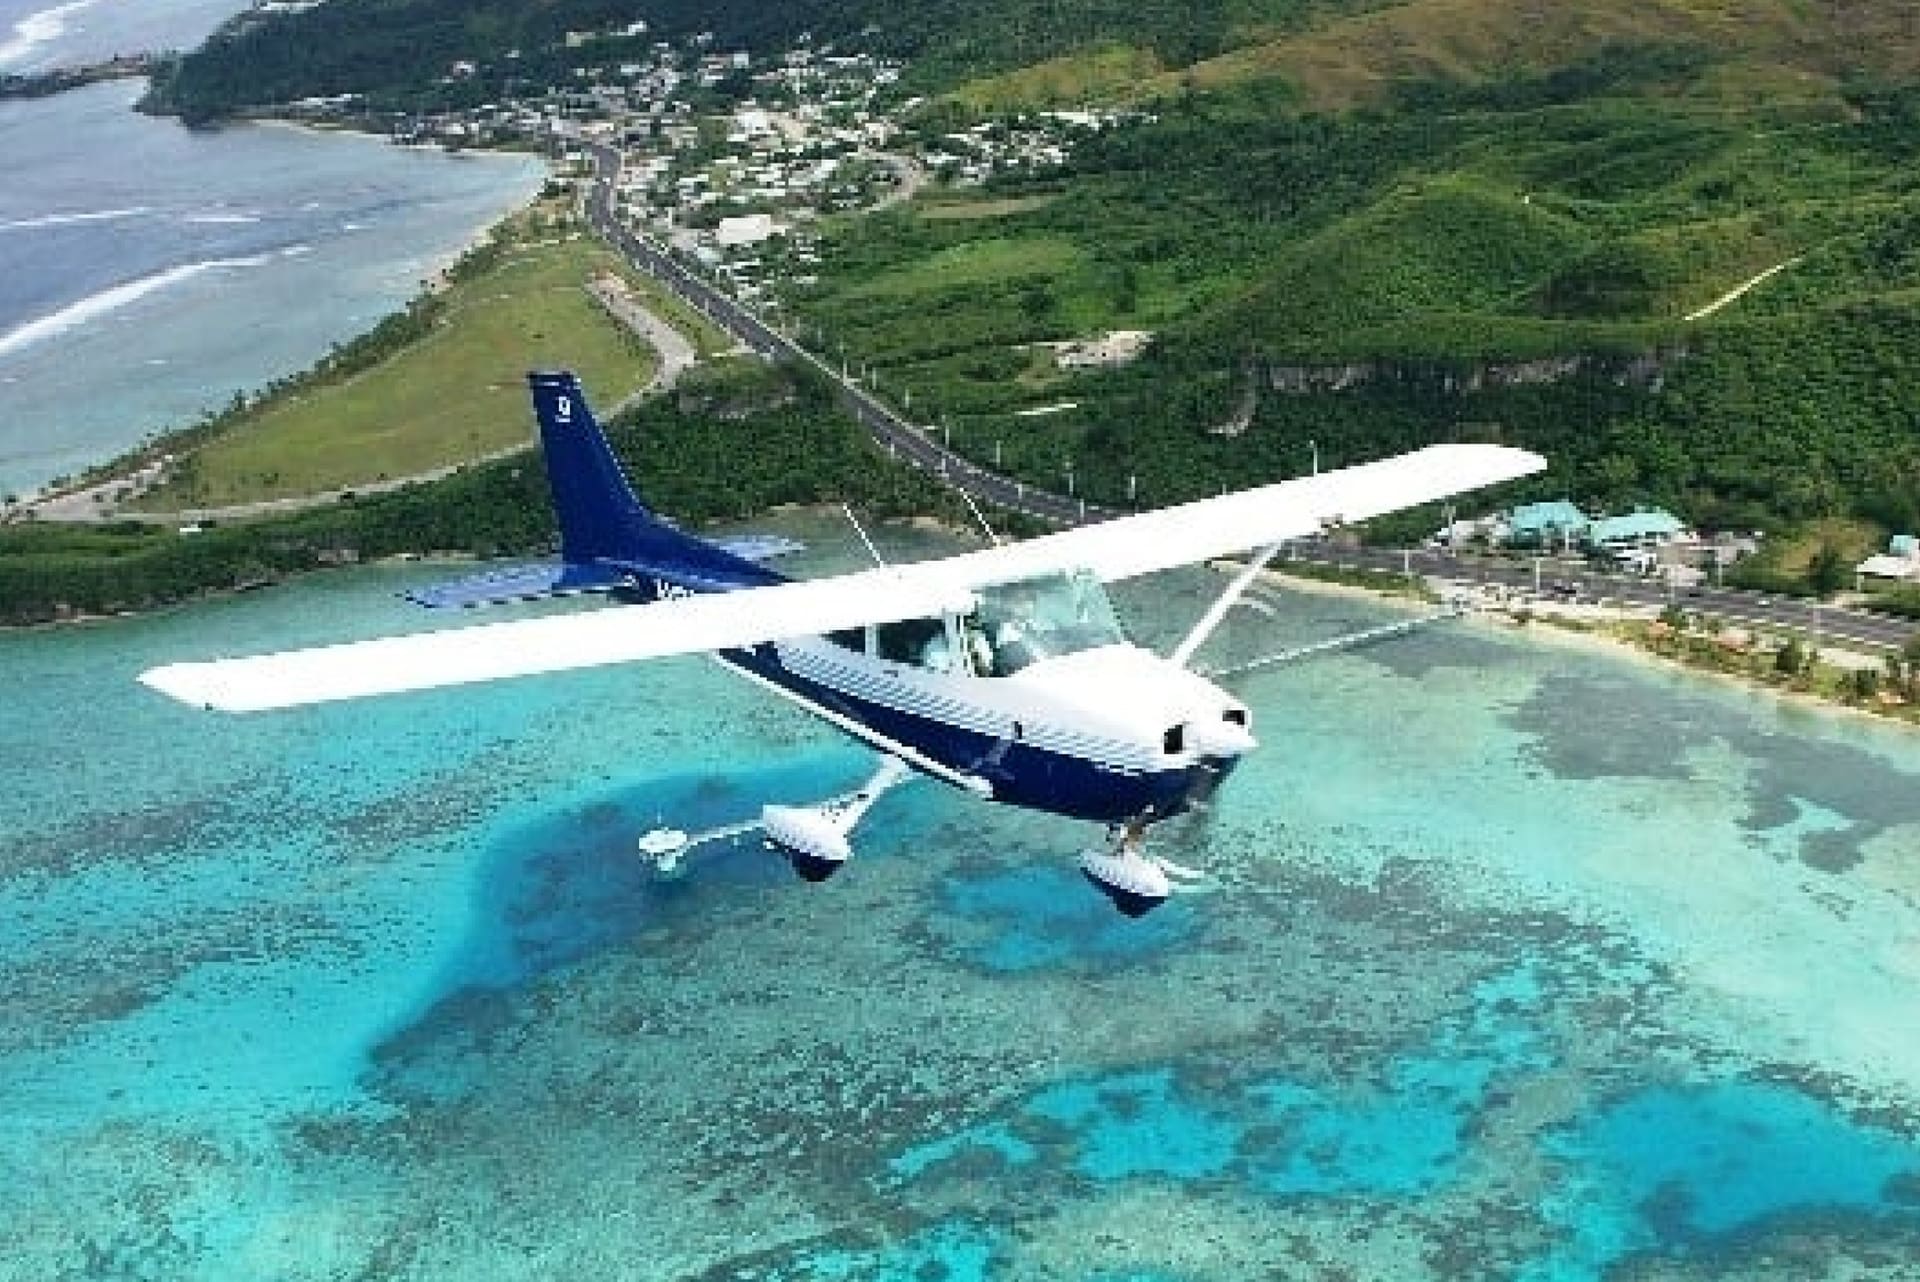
[762, 756, 911, 882]
[636, 756, 914, 882]
[1078, 822, 1208, 917]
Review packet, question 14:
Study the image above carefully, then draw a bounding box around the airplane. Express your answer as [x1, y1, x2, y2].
[140, 371, 1544, 915]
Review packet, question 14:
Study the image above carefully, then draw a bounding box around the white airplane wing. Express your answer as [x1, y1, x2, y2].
[140, 566, 975, 713]
[944, 443, 1543, 586]
[141, 443, 1542, 713]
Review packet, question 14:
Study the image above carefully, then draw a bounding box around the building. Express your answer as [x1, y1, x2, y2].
[715, 213, 779, 246]
[1857, 534, 1920, 586]
[1584, 509, 1688, 550]
[1506, 500, 1588, 547]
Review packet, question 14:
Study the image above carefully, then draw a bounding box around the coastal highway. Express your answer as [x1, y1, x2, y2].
[574, 140, 1916, 655]
[578, 140, 1096, 529]
[1296, 543, 1918, 653]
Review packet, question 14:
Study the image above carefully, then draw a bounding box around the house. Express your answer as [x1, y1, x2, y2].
[1506, 500, 1588, 547]
[715, 214, 779, 247]
[1857, 534, 1920, 585]
[1584, 509, 1688, 550]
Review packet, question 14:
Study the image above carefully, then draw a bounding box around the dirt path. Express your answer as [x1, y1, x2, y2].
[588, 275, 698, 412]
[1684, 256, 1802, 321]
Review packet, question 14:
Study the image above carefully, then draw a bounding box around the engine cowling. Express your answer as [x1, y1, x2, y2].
[762, 803, 853, 882]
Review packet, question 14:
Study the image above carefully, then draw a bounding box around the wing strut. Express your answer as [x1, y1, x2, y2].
[1169, 542, 1286, 669]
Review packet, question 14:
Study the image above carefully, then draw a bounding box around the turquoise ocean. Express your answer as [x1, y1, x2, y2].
[4, 512, 1920, 1280]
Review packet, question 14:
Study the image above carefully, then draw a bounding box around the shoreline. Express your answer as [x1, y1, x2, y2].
[6, 177, 549, 520]
[1237, 562, 1920, 734]
[7, 506, 1916, 734]
[1, 96, 549, 514]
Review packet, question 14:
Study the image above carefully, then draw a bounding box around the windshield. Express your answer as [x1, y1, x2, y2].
[970, 571, 1125, 676]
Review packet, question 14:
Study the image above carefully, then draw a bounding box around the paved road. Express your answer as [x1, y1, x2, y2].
[575, 139, 1916, 655]
[578, 141, 1102, 530]
[1301, 543, 1916, 653]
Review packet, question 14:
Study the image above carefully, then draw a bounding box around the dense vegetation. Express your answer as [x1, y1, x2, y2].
[0, 364, 957, 625]
[787, 64, 1920, 543]
[145, 0, 1320, 119]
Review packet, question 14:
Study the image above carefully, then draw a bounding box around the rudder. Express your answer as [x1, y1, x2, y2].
[528, 370, 652, 564]
[525, 370, 777, 592]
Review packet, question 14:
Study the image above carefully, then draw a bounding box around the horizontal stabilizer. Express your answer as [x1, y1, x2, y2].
[708, 533, 805, 563]
[405, 561, 636, 609]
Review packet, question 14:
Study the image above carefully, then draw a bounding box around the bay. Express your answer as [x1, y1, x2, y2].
[0, 79, 546, 499]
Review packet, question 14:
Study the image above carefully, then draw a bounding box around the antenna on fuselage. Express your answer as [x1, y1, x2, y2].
[841, 503, 887, 567]
[957, 487, 1003, 547]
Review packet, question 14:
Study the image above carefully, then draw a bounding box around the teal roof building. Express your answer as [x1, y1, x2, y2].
[1586, 509, 1686, 547]
[1507, 500, 1588, 544]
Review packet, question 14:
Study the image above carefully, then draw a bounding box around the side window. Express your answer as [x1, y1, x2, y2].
[874, 617, 950, 669]
[826, 627, 867, 653]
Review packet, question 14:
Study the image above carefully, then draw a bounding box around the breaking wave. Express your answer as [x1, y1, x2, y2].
[0, 0, 99, 70]
[0, 253, 278, 362]
[0, 205, 152, 233]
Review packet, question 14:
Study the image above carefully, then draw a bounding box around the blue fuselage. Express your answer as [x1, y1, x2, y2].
[616, 559, 1235, 826]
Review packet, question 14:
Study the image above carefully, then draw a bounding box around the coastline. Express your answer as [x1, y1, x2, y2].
[1240, 561, 1920, 734]
[6, 173, 550, 518]
[0, 85, 549, 508]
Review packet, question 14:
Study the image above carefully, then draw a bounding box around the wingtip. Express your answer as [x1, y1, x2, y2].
[139, 662, 238, 713]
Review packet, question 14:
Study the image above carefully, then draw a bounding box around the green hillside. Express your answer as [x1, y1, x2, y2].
[791, 66, 1920, 534]
[144, 0, 1920, 552]
[148, 0, 1322, 119]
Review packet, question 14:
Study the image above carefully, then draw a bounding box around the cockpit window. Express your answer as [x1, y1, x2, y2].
[971, 570, 1125, 676]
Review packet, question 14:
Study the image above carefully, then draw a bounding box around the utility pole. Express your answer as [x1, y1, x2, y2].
[1309, 439, 1319, 476]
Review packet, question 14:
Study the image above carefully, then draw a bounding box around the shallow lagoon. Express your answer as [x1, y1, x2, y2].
[3, 517, 1919, 1280]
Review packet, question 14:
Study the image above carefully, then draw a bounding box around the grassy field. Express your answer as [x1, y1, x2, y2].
[916, 194, 1060, 221]
[135, 235, 659, 508]
[950, 44, 1166, 110]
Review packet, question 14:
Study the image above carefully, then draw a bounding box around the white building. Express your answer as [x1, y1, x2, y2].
[716, 214, 780, 247]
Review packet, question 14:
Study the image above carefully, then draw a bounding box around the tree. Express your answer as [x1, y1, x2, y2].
[1808, 542, 1849, 596]
[1776, 637, 1806, 675]
[1852, 667, 1881, 701]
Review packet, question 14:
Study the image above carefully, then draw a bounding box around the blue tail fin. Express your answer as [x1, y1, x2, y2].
[526, 370, 777, 592]
[528, 369, 657, 564]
